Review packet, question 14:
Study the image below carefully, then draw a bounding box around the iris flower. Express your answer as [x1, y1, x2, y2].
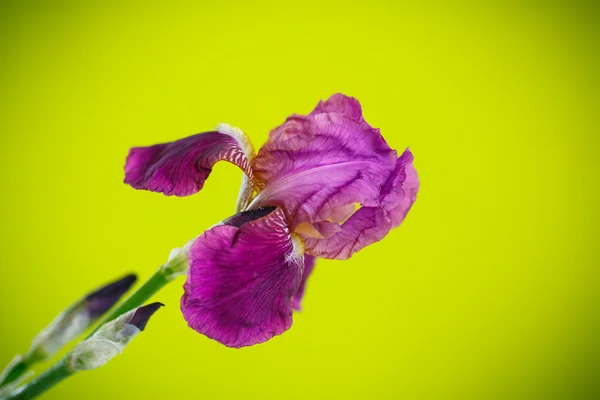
[124, 94, 419, 348]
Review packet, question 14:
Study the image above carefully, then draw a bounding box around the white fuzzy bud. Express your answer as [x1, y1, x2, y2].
[28, 308, 91, 359]
[66, 303, 162, 372]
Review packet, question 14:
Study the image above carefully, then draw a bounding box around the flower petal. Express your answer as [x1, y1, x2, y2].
[310, 93, 363, 120]
[380, 149, 420, 227]
[291, 255, 316, 311]
[302, 207, 390, 259]
[252, 94, 418, 259]
[124, 130, 253, 197]
[181, 207, 304, 348]
[251, 111, 397, 229]
[251, 94, 361, 166]
[302, 149, 419, 259]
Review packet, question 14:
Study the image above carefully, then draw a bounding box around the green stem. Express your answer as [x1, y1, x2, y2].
[87, 266, 169, 338]
[0, 361, 27, 390]
[4, 360, 72, 400]
[0, 350, 45, 389]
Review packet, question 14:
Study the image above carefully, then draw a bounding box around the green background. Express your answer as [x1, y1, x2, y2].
[1, 1, 598, 399]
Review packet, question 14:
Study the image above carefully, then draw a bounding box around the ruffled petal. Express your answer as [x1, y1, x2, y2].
[124, 129, 253, 197]
[380, 149, 420, 227]
[310, 93, 363, 120]
[251, 94, 361, 173]
[291, 255, 316, 311]
[252, 111, 397, 228]
[302, 149, 419, 259]
[251, 94, 418, 259]
[181, 207, 304, 348]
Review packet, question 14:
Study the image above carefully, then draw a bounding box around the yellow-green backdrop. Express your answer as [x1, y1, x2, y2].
[1, 1, 598, 399]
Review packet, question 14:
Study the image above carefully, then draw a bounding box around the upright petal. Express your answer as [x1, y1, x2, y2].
[310, 93, 363, 120]
[251, 111, 397, 227]
[251, 95, 418, 259]
[181, 207, 305, 348]
[124, 128, 253, 197]
[302, 149, 419, 259]
[291, 255, 316, 311]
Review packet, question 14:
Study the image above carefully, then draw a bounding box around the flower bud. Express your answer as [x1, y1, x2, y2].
[66, 303, 163, 372]
[26, 274, 137, 361]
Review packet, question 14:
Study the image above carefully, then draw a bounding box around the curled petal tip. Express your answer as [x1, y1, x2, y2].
[124, 131, 253, 197]
[400, 147, 414, 162]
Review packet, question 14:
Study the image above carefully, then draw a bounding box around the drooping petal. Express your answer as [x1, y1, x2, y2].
[181, 207, 305, 348]
[251, 111, 397, 228]
[124, 128, 253, 197]
[302, 149, 419, 259]
[292, 255, 316, 311]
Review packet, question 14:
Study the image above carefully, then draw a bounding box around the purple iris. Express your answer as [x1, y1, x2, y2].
[124, 94, 419, 348]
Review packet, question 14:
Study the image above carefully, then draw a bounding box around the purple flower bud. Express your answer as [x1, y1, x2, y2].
[84, 274, 137, 319]
[129, 302, 164, 331]
[26, 274, 137, 360]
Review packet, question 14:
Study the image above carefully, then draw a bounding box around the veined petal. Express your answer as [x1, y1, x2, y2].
[328, 203, 358, 223]
[380, 149, 420, 227]
[302, 149, 419, 259]
[302, 207, 390, 260]
[181, 207, 304, 348]
[124, 127, 253, 197]
[252, 94, 418, 259]
[292, 255, 316, 311]
[310, 93, 363, 120]
[251, 111, 397, 227]
[252, 94, 367, 191]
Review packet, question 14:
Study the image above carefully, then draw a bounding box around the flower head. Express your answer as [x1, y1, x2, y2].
[124, 94, 419, 347]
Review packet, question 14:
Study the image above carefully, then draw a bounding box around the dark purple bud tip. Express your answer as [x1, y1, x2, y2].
[222, 206, 276, 228]
[85, 274, 137, 319]
[130, 302, 164, 331]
